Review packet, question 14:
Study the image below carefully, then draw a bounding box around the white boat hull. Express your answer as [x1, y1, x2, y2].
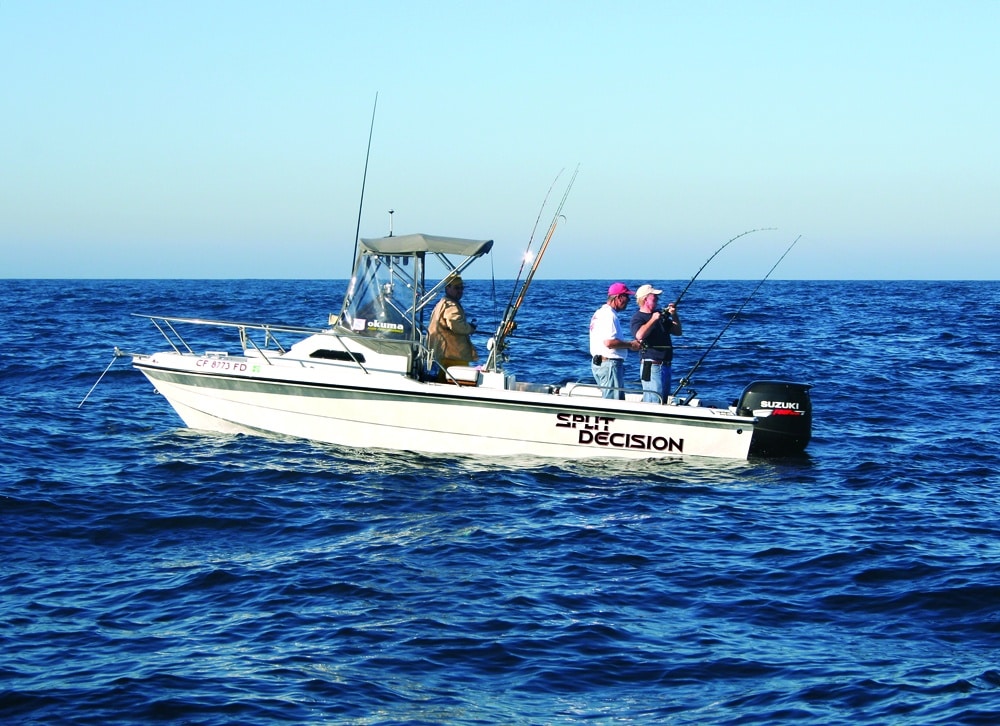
[134, 352, 755, 460]
[123, 230, 810, 461]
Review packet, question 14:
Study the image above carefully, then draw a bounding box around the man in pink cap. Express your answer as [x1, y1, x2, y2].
[588, 282, 641, 399]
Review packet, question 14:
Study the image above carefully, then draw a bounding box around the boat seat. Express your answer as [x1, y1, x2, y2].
[445, 366, 481, 386]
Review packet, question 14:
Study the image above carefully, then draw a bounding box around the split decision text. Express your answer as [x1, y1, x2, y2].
[555, 413, 683, 452]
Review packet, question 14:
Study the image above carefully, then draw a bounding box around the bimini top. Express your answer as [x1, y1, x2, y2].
[359, 233, 494, 257]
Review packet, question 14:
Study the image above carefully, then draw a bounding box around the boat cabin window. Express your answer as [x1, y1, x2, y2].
[310, 350, 366, 362]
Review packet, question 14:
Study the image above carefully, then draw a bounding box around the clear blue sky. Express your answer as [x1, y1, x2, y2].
[2, 1, 997, 279]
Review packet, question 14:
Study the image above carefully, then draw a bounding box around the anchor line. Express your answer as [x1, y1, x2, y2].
[486, 165, 579, 371]
[672, 234, 802, 398]
[78, 348, 125, 408]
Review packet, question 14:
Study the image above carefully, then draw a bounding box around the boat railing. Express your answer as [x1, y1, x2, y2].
[134, 315, 327, 356]
[134, 314, 445, 380]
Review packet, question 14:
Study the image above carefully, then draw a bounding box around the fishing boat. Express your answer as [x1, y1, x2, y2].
[124, 221, 812, 460]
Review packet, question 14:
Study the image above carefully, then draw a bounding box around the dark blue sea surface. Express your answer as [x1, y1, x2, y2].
[2, 278, 999, 725]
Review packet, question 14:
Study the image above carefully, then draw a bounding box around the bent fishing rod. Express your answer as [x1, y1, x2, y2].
[640, 227, 776, 355]
[485, 165, 579, 371]
[673, 227, 776, 308]
[671, 234, 802, 399]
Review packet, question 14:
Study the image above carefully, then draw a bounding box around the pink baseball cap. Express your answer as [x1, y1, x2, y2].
[607, 282, 635, 296]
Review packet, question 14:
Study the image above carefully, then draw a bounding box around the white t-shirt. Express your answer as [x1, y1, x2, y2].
[589, 303, 627, 360]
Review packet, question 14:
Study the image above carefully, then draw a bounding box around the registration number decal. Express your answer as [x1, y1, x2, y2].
[196, 358, 249, 372]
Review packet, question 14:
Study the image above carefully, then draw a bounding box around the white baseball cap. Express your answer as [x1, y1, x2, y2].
[635, 284, 663, 299]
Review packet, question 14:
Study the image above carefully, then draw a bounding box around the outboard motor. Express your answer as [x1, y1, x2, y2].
[737, 380, 812, 456]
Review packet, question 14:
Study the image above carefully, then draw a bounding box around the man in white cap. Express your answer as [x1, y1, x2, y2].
[630, 283, 682, 403]
[589, 282, 641, 399]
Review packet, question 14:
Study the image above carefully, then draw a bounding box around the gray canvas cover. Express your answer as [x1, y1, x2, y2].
[359, 233, 493, 257]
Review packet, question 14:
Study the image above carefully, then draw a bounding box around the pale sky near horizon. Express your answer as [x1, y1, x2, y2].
[2, 1, 997, 280]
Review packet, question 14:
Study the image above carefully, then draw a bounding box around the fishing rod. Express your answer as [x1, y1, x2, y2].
[674, 227, 776, 308]
[488, 169, 562, 341]
[506, 166, 578, 316]
[499, 168, 564, 317]
[671, 234, 802, 399]
[350, 92, 378, 265]
[638, 227, 774, 355]
[485, 165, 579, 371]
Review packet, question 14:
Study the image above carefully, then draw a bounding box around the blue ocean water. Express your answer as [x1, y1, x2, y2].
[2, 278, 999, 725]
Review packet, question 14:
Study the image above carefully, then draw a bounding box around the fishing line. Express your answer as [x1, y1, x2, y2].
[672, 234, 802, 398]
[513, 329, 705, 349]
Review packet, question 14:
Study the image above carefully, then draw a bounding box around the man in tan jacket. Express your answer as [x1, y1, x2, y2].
[428, 274, 477, 378]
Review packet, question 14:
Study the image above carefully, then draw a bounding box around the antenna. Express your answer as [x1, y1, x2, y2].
[351, 93, 378, 263]
[388, 209, 394, 237]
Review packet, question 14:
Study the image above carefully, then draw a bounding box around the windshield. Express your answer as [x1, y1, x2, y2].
[341, 251, 421, 341]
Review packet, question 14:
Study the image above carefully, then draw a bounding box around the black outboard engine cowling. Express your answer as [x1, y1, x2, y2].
[737, 380, 812, 456]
